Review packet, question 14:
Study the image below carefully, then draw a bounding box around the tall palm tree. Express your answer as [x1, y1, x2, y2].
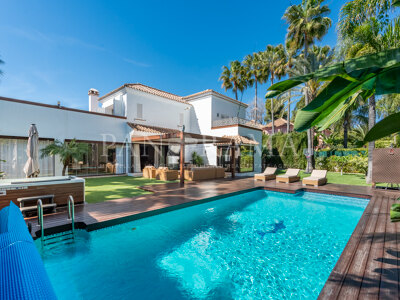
[283, 0, 332, 172]
[264, 44, 287, 134]
[219, 60, 248, 101]
[338, 0, 399, 182]
[243, 52, 268, 121]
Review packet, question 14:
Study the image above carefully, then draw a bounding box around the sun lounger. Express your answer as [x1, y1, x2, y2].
[302, 170, 328, 187]
[276, 168, 300, 184]
[254, 167, 277, 181]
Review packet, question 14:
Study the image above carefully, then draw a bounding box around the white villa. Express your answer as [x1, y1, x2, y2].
[0, 83, 262, 179]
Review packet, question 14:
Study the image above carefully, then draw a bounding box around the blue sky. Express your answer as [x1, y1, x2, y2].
[0, 0, 346, 110]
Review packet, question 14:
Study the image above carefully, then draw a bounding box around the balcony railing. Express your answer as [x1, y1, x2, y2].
[212, 117, 264, 130]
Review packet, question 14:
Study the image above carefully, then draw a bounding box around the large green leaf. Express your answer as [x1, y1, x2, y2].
[294, 75, 375, 131]
[394, 0, 400, 7]
[364, 112, 400, 142]
[267, 47, 400, 98]
[294, 65, 400, 131]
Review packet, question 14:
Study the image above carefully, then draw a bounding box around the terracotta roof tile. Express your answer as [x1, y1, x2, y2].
[264, 118, 293, 128]
[99, 83, 247, 107]
[128, 122, 180, 135]
[215, 135, 259, 146]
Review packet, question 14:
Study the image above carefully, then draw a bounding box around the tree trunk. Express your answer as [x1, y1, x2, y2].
[343, 112, 349, 149]
[303, 39, 313, 173]
[366, 95, 376, 184]
[270, 77, 275, 134]
[255, 79, 258, 122]
[62, 164, 67, 176]
[287, 91, 291, 133]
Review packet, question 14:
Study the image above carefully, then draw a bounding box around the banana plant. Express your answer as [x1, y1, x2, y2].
[266, 47, 400, 142]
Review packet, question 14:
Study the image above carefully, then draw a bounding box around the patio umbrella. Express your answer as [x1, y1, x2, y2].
[23, 124, 40, 178]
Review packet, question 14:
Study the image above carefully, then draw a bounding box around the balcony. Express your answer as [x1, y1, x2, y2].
[212, 117, 263, 130]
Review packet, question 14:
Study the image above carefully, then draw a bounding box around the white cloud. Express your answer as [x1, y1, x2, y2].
[123, 58, 151, 68]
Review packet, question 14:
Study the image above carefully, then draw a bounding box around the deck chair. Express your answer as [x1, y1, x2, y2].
[276, 168, 300, 184]
[302, 170, 328, 187]
[254, 167, 277, 181]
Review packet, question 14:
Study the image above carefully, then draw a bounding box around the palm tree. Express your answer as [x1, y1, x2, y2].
[264, 44, 287, 134]
[219, 60, 248, 101]
[264, 97, 287, 125]
[243, 52, 268, 121]
[41, 139, 88, 176]
[338, 0, 399, 182]
[283, 0, 332, 172]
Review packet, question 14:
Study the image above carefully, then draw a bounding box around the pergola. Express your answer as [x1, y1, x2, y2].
[131, 130, 236, 186]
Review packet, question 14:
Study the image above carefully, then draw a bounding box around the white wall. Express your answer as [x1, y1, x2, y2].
[189, 96, 212, 135]
[124, 89, 192, 131]
[211, 95, 247, 121]
[0, 100, 129, 143]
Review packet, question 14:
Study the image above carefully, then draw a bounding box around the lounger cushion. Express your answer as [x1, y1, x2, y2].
[285, 168, 300, 176]
[310, 170, 327, 178]
[263, 167, 277, 175]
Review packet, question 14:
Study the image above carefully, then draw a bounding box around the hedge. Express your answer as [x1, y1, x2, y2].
[262, 132, 308, 169]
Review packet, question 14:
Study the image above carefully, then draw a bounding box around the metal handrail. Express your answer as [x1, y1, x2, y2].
[37, 199, 44, 243]
[68, 195, 75, 234]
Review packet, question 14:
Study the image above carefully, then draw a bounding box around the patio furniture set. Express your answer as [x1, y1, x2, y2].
[254, 167, 328, 187]
[142, 165, 226, 182]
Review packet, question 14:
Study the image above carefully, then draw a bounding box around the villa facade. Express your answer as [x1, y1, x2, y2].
[0, 83, 262, 179]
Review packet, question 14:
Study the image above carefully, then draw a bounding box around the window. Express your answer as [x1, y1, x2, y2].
[67, 142, 127, 176]
[0, 138, 55, 179]
[136, 103, 143, 119]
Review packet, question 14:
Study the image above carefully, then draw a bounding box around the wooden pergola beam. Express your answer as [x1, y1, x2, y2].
[231, 141, 236, 179]
[180, 131, 185, 186]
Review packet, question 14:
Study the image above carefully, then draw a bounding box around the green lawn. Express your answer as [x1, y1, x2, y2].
[84, 176, 176, 203]
[85, 172, 371, 203]
[276, 170, 370, 186]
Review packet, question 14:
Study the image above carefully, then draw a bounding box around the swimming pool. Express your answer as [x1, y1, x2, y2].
[36, 190, 368, 299]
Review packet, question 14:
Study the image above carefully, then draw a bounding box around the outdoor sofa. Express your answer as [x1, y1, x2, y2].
[184, 166, 225, 181]
[156, 168, 179, 181]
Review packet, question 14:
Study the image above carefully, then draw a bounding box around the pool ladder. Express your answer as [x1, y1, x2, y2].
[37, 195, 75, 246]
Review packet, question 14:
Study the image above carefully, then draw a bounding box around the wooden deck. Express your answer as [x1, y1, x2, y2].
[25, 177, 400, 299]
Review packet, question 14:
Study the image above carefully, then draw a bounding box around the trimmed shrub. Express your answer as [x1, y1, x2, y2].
[262, 132, 308, 169]
[315, 155, 368, 174]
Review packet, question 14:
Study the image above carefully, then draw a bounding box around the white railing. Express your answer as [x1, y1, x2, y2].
[212, 117, 264, 130]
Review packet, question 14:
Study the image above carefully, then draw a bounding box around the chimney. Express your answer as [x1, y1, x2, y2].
[88, 88, 99, 112]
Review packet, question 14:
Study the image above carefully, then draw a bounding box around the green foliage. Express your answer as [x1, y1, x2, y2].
[316, 155, 368, 174]
[263, 132, 308, 169]
[219, 61, 249, 100]
[283, 0, 332, 54]
[191, 151, 204, 166]
[364, 111, 400, 142]
[41, 139, 89, 176]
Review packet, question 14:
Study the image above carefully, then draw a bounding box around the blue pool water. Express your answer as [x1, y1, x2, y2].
[36, 190, 368, 299]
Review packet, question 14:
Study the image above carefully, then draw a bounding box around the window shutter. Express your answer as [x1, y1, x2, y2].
[137, 104, 143, 119]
